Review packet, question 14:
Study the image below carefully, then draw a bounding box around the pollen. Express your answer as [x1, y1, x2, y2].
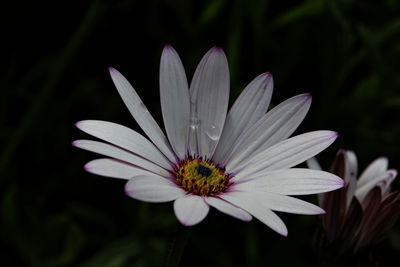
[175, 157, 230, 196]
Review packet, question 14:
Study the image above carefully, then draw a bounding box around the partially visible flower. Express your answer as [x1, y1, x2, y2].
[308, 150, 400, 250]
[73, 45, 344, 236]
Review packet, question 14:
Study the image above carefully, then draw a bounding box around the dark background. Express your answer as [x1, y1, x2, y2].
[1, 0, 400, 266]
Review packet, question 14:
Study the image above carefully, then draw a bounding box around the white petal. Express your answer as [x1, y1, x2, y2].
[355, 170, 397, 202]
[306, 157, 324, 205]
[160, 46, 190, 159]
[233, 168, 344, 195]
[189, 47, 230, 158]
[229, 131, 338, 176]
[357, 157, 388, 188]
[205, 196, 252, 221]
[220, 192, 288, 236]
[344, 150, 358, 207]
[174, 194, 209, 226]
[231, 191, 324, 215]
[125, 174, 185, 203]
[109, 67, 176, 163]
[72, 140, 170, 177]
[226, 94, 311, 168]
[85, 158, 157, 179]
[306, 157, 322, 170]
[344, 151, 358, 182]
[76, 120, 172, 169]
[262, 193, 325, 215]
[212, 73, 273, 164]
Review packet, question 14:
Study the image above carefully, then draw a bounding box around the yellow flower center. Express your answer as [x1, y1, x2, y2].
[175, 157, 230, 196]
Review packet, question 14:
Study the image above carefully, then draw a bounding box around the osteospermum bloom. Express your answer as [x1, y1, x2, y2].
[308, 150, 400, 249]
[73, 46, 344, 236]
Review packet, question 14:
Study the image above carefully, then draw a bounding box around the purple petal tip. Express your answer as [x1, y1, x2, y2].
[306, 93, 312, 99]
[71, 141, 77, 146]
[212, 46, 223, 52]
[164, 44, 172, 50]
[181, 221, 192, 227]
[330, 131, 339, 139]
[262, 72, 273, 78]
[124, 187, 132, 196]
[108, 66, 115, 73]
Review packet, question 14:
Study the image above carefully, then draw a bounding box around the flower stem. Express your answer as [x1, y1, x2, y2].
[165, 224, 191, 267]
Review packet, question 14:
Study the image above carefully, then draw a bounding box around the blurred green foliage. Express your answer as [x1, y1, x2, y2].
[1, 0, 400, 266]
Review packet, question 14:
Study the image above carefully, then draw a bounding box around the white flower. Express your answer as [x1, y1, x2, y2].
[73, 46, 343, 236]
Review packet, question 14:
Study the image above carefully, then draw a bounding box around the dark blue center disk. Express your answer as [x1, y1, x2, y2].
[197, 164, 212, 177]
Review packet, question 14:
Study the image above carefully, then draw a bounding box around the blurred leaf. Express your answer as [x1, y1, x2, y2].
[227, 0, 244, 83]
[352, 75, 380, 102]
[67, 202, 117, 236]
[77, 236, 140, 267]
[272, 0, 326, 27]
[375, 19, 400, 45]
[385, 97, 400, 107]
[38, 215, 85, 267]
[199, 0, 227, 25]
[0, 185, 32, 265]
[1, 185, 19, 231]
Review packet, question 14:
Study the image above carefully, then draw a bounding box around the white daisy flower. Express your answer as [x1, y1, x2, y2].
[73, 45, 343, 236]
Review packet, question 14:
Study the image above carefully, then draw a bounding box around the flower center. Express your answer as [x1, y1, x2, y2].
[175, 157, 230, 196]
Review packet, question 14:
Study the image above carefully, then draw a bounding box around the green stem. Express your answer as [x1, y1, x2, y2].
[165, 224, 192, 267]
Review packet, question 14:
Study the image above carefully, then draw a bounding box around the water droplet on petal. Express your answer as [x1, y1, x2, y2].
[190, 117, 200, 130]
[204, 124, 220, 141]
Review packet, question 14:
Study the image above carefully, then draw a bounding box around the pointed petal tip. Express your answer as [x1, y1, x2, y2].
[330, 131, 339, 139]
[211, 46, 225, 54]
[71, 140, 78, 147]
[74, 121, 84, 129]
[318, 130, 338, 139]
[108, 66, 115, 72]
[163, 44, 173, 50]
[262, 72, 272, 76]
[261, 72, 273, 81]
[331, 175, 345, 189]
[297, 93, 312, 101]
[162, 45, 176, 54]
[389, 169, 398, 178]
